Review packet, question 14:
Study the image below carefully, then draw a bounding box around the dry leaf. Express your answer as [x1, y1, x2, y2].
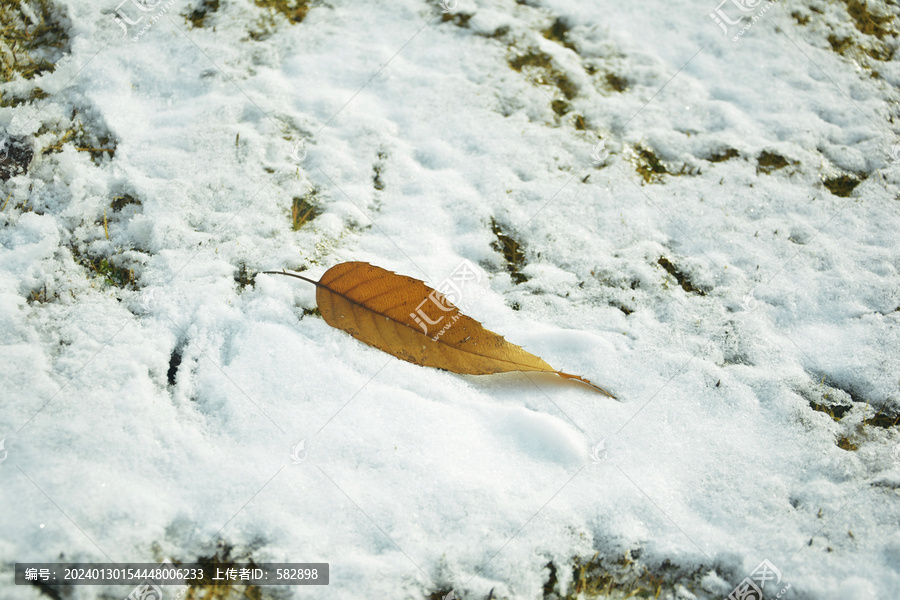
[263, 262, 615, 397]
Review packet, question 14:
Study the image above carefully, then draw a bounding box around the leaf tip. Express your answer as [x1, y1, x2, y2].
[557, 372, 616, 399]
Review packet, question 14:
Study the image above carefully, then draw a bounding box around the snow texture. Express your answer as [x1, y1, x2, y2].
[1, 0, 899, 598]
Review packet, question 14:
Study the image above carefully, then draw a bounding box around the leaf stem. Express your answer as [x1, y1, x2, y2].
[260, 270, 319, 286]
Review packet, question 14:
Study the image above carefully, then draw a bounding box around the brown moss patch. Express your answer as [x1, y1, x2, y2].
[491, 217, 528, 285]
[824, 173, 864, 197]
[604, 72, 628, 92]
[658, 256, 707, 295]
[542, 17, 576, 52]
[837, 436, 858, 451]
[291, 186, 322, 230]
[0, 0, 69, 83]
[634, 145, 668, 183]
[707, 148, 740, 163]
[254, 0, 310, 24]
[756, 150, 791, 174]
[185, 0, 220, 27]
[509, 50, 578, 100]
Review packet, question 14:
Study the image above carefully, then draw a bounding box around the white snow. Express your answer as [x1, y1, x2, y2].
[2, 0, 899, 598]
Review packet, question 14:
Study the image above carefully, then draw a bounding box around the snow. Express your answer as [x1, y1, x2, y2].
[1, 0, 899, 598]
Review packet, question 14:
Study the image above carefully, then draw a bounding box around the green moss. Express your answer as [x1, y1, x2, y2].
[490, 217, 528, 285]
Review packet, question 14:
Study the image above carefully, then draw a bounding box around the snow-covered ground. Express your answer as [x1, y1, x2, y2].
[2, 0, 899, 598]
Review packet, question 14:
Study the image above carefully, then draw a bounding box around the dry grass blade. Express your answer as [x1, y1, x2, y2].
[263, 262, 615, 397]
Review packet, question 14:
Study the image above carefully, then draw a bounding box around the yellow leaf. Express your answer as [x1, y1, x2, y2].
[264, 262, 615, 397]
